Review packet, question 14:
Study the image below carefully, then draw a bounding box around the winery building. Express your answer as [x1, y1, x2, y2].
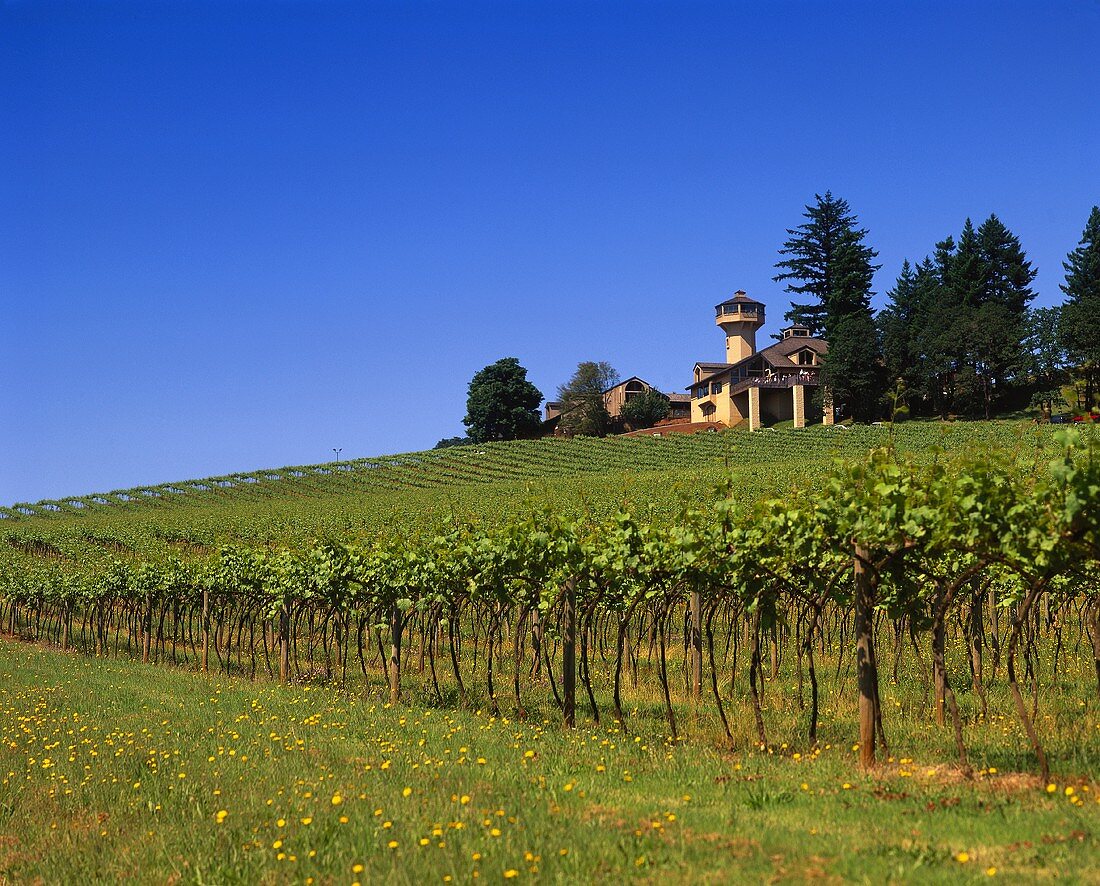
[689, 292, 832, 429]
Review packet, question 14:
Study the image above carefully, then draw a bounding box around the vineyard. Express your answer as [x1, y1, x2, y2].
[3, 422, 1099, 767]
[2, 422, 1099, 881]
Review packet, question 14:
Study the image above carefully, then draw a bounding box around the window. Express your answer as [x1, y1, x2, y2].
[711, 382, 723, 394]
[798, 349, 815, 365]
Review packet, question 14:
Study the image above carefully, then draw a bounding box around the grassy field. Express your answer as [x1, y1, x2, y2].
[1, 634, 1097, 884]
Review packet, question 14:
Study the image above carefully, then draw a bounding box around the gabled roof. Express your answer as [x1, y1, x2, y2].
[694, 361, 732, 375]
[689, 336, 828, 388]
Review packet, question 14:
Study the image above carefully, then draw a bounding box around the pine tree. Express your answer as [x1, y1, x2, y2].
[774, 192, 884, 420]
[879, 260, 918, 406]
[1060, 206, 1100, 368]
[962, 215, 1037, 417]
[774, 192, 881, 338]
[823, 311, 884, 423]
[978, 214, 1037, 314]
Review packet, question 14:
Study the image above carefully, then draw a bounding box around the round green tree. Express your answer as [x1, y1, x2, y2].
[462, 357, 544, 443]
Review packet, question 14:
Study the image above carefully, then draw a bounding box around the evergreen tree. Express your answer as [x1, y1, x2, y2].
[774, 191, 881, 338]
[964, 215, 1037, 417]
[462, 357, 543, 443]
[878, 260, 919, 404]
[895, 216, 1038, 418]
[556, 362, 618, 437]
[1060, 206, 1100, 368]
[774, 192, 884, 420]
[823, 311, 885, 423]
[978, 213, 1037, 314]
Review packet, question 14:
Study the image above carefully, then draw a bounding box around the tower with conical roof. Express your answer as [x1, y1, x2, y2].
[714, 291, 765, 363]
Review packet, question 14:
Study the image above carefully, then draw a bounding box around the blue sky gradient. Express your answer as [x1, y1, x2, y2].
[3, 1, 1099, 503]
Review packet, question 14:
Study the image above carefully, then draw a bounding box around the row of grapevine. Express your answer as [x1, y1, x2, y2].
[2, 428, 1097, 779]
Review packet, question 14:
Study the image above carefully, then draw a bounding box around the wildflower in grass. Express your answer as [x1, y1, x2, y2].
[460, 795, 471, 804]
[504, 871, 518, 879]
[403, 786, 412, 797]
[1047, 783, 1057, 793]
[388, 840, 398, 849]
[986, 868, 997, 876]
[331, 793, 344, 806]
[352, 863, 364, 873]
[215, 810, 228, 824]
[956, 852, 970, 863]
[300, 817, 312, 825]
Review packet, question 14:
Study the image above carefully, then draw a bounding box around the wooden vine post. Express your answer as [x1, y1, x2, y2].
[201, 586, 210, 674]
[854, 543, 877, 769]
[278, 593, 290, 684]
[389, 602, 402, 704]
[563, 577, 577, 728]
[690, 588, 703, 702]
[142, 592, 152, 664]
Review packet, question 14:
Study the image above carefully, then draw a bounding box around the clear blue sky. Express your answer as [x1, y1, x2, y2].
[2, 1, 1098, 504]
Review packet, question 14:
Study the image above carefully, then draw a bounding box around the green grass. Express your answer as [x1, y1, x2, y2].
[2, 636, 1096, 884]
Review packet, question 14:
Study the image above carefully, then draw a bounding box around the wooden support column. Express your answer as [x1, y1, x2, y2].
[822, 387, 835, 426]
[748, 385, 761, 432]
[792, 384, 806, 429]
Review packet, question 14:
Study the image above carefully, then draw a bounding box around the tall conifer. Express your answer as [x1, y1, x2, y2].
[774, 192, 884, 421]
[1060, 206, 1100, 368]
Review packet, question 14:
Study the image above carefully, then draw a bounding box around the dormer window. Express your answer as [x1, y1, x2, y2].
[797, 349, 816, 365]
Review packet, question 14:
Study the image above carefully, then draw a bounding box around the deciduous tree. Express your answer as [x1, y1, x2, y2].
[462, 357, 543, 443]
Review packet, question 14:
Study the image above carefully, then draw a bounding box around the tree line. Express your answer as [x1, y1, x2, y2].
[785, 195, 1100, 423]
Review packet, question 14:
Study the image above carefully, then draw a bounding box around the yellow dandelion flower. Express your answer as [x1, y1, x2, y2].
[215, 810, 228, 824]
[504, 871, 518, 879]
[387, 840, 398, 849]
[956, 852, 970, 864]
[331, 793, 344, 806]
[403, 787, 412, 798]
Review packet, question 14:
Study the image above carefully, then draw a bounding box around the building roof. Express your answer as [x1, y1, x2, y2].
[666, 393, 691, 403]
[694, 361, 732, 375]
[690, 336, 828, 388]
[715, 290, 764, 309]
